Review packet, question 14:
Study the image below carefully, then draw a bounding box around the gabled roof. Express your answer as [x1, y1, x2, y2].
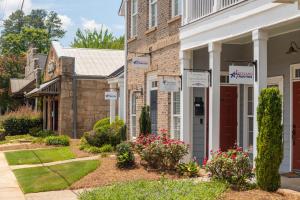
[10, 79, 35, 95]
[107, 66, 124, 79]
[118, 0, 125, 16]
[51, 41, 125, 77]
[25, 78, 60, 97]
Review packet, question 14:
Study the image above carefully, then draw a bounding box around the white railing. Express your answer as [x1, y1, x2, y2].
[184, 0, 246, 24]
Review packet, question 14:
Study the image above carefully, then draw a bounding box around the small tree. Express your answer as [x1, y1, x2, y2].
[139, 105, 151, 135]
[256, 88, 283, 192]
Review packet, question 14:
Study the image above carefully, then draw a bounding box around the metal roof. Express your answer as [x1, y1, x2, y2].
[52, 41, 124, 77]
[10, 79, 34, 95]
[25, 78, 60, 97]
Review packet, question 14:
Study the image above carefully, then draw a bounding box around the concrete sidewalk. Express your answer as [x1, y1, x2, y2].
[11, 155, 100, 170]
[25, 190, 80, 200]
[0, 152, 25, 200]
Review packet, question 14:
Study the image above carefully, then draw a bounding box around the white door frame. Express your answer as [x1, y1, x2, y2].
[290, 63, 300, 171]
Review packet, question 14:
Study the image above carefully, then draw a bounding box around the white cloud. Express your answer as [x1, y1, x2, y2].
[81, 18, 111, 32]
[58, 14, 73, 30]
[113, 24, 124, 31]
[0, 0, 33, 19]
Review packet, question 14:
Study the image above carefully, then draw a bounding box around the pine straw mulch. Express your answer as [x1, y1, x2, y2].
[70, 155, 181, 190]
[221, 189, 300, 200]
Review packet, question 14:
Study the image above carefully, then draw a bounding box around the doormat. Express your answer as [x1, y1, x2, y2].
[281, 172, 300, 178]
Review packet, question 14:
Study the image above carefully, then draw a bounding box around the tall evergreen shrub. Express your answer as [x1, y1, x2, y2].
[139, 106, 151, 135]
[256, 88, 283, 192]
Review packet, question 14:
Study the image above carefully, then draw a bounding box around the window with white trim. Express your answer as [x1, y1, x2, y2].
[130, 92, 137, 138]
[246, 86, 254, 152]
[171, 91, 181, 139]
[131, 0, 138, 37]
[149, 0, 157, 28]
[172, 0, 181, 17]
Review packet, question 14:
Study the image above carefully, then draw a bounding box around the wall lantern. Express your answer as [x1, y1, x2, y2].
[286, 41, 300, 55]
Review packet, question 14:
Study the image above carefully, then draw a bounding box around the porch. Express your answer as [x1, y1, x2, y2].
[180, 1, 300, 172]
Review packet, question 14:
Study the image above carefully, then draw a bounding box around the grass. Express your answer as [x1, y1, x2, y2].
[14, 160, 100, 193]
[0, 134, 36, 145]
[79, 179, 228, 200]
[5, 147, 76, 165]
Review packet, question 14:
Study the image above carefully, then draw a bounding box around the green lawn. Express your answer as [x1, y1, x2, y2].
[79, 180, 228, 200]
[5, 147, 76, 165]
[0, 134, 36, 145]
[14, 160, 100, 193]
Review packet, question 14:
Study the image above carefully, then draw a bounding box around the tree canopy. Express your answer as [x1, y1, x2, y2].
[71, 28, 124, 50]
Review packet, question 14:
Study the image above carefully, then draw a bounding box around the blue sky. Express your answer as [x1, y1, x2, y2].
[0, 0, 124, 46]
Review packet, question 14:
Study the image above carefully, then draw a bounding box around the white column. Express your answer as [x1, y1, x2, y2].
[118, 79, 125, 121]
[110, 84, 117, 123]
[180, 50, 193, 153]
[252, 29, 268, 163]
[208, 42, 222, 156]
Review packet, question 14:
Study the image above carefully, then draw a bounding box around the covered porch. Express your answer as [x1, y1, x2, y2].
[180, 3, 300, 172]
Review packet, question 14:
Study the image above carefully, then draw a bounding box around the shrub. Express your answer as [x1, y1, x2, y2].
[99, 144, 114, 153]
[139, 106, 151, 136]
[44, 135, 70, 146]
[80, 138, 113, 154]
[256, 88, 283, 192]
[1, 106, 42, 135]
[29, 127, 42, 136]
[116, 142, 135, 168]
[177, 160, 200, 177]
[31, 129, 55, 138]
[119, 125, 127, 142]
[84, 130, 109, 147]
[205, 147, 253, 190]
[0, 132, 5, 141]
[93, 117, 110, 132]
[134, 131, 189, 170]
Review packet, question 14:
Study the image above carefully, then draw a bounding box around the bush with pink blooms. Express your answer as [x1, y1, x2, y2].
[134, 130, 189, 170]
[204, 147, 253, 190]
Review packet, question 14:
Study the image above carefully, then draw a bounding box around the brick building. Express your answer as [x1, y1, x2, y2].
[26, 42, 124, 138]
[119, 0, 182, 139]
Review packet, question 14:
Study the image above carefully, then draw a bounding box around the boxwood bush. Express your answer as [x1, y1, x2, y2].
[116, 142, 135, 168]
[256, 88, 283, 192]
[44, 135, 70, 146]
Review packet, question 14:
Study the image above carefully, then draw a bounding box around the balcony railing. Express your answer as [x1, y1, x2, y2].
[184, 0, 246, 24]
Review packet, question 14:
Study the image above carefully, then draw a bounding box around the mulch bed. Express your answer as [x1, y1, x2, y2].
[70, 156, 180, 189]
[69, 139, 94, 158]
[221, 189, 300, 200]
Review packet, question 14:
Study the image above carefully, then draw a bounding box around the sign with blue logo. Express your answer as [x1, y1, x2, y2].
[229, 65, 254, 85]
[132, 56, 150, 68]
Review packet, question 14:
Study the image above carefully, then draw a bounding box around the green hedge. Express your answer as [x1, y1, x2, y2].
[256, 88, 283, 192]
[3, 118, 42, 135]
[44, 135, 70, 146]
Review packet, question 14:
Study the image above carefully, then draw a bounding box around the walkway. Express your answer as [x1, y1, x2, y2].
[25, 190, 80, 200]
[0, 152, 25, 200]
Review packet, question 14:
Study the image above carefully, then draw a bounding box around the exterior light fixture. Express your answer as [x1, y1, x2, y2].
[286, 41, 300, 54]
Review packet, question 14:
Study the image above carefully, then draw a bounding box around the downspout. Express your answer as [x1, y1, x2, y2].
[72, 64, 78, 139]
[124, 0, 128, 123]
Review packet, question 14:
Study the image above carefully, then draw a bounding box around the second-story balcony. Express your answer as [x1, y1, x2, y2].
[183, 0, 247, 24]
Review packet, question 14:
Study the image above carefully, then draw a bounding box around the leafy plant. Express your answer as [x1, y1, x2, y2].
[134, 131, 188, 170]
[31, 129, 56, 138]
[80, 138, 113, 154]
[139, 106, 151, 136]
[256, 88, 283, 192]
[44, 135, 70, 146]
[116, 142, 135, 168]
[205, 147, 253, 190]
[177, 160, 200, 177]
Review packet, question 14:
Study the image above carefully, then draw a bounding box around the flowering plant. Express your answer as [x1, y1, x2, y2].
[134, 130, 189, 170]
[205, 147, 253, 190]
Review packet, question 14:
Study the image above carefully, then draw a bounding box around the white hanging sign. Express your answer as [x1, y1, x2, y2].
[132, 56, 150, 68]
[187, 72, 209, 88]
[159, 77, 180, 92]
[229, 65, 254, 84]
[105, 91, 118, 100]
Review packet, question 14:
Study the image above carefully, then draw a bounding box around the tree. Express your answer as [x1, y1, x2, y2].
[255, 87, 283, 192]
[45, 11, 66, 40]
[71, 28, 124, 50]
[139, 106, 151, 135]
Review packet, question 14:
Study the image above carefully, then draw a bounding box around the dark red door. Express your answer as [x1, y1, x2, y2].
[293, 81, 300, 170]
[220, 86, 238, 151]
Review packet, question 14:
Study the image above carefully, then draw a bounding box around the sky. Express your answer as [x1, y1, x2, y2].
[0, 0, 124, 46]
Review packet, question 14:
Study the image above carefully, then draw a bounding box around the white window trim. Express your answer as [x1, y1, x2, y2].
[131, 0, 138, 37]
[130, 91, 137, 139]
[172, 0, 181, 18]
[149, 0, 158, 28]
[146, 73, 158, 105]
[171, 91, 181, 139]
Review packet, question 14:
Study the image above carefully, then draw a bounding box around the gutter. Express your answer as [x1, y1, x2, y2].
[124, 0, 128, 123]
[72, 65, 78, 139]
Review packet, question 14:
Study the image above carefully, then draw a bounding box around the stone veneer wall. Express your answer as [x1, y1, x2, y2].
[126, 0, 181, 136]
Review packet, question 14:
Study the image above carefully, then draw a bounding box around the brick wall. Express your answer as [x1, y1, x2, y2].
[126, 0, 181, 137]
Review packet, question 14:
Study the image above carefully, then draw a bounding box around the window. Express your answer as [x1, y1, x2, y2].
[172, 92, 181, 139]
[131, 0, 138, 37]
[149, 0, 157, 28]
[172, 0, 181, 17]
[130, 92, 137, 138]
[246, 86, 254, 152]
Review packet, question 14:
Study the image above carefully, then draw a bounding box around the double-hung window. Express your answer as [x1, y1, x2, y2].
[130, 92, 137, 138]
[171, 91, 181, 140]
[131, 0, 138, 37]
[149, 0, 157, 28]
[172, 0, 181, 17]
